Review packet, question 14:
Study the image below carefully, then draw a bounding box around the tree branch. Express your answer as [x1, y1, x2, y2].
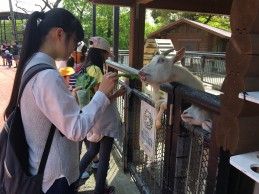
[203, 15, 213, 24]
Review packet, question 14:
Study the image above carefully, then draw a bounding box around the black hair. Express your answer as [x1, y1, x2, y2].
[67, 57, 75, 68]
[85, 47, 107, 74]
[4, 8, 84, 119]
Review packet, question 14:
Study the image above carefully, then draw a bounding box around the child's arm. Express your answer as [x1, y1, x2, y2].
[72, 86, 83, 104]
[94, 83, 126, 102]
[108, 86, 126, 102]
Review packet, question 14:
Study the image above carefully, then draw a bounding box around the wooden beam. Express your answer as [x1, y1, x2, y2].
[86, 0, 232, 14]
[87, 0, 133, 7]
[136, 0, 153, 4]
[129, 4, 145, 70]
[146, 0, 233, 15]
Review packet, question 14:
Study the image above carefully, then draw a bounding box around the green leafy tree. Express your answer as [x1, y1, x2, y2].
[63, 1, 131, 50]
[150, 10, 230, 31]
[62, 0, 92, 40]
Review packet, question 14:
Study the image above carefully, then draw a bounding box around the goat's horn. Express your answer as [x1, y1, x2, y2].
[162, 48, 175, 56]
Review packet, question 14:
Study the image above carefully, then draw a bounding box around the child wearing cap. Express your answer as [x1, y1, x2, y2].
[78, 37, 126, 194]
[59, 67, 75, 89]
[5, 50, 13, 68]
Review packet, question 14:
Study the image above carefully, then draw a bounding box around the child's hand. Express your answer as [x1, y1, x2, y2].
[115, 86, 127, 98]
[72, 86, 83, 98]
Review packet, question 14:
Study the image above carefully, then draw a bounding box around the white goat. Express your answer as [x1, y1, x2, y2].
[181, 105, 212, 131]
[138, 48, 212, 131]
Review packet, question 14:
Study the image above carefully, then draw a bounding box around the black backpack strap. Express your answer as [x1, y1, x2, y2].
[17, 64, 55, 105]
[38, 124, 56, 174]
[18, 63, 56, 175]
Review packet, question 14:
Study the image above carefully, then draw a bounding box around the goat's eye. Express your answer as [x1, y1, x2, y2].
[158, 58, 165, 63]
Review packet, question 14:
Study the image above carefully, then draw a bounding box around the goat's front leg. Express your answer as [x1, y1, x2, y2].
[155, 100, 167, 129]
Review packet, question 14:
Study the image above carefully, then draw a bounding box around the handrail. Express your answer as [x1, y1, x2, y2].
[160, 83, 221, 113]
[185, 51, 225, 58]
[106, 59, 139, 74]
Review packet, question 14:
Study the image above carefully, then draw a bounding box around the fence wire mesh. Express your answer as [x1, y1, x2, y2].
[114, 83, 126, 156]
[128, 93, 166, 194]
[172, 121, 213, 194]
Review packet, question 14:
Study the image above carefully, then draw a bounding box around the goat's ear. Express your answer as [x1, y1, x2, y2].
[172, 47, 185, 64]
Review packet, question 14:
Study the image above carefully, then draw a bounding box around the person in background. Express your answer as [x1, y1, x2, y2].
[6, 42, 11, 53]
[4, 8, 118, 194]
[59, 66, 82, 101]
[68, 41, 88, 90]
[5, 50, 13, 68]
[1, 41, 7, 66]
[71, 41, 87, 70]
[78, 37, 126, 194]
[68, 42, 100, 180]
[59, 67, 76, 90]
[11, 41, 20, 68]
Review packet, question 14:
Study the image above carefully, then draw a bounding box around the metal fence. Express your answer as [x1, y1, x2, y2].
[161, 83, 221, 194]
[106, 60, 230, 194]
[182, 52, 226, 89]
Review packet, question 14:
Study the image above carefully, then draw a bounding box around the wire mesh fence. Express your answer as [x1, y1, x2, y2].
[107, 60, 229, 194]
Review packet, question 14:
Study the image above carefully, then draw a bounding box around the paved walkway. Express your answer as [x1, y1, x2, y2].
[0, 62, 140, 194]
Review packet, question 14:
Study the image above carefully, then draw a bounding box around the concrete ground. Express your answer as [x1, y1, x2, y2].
[78, 144, 140, 194]
[0, 61, 140, 194]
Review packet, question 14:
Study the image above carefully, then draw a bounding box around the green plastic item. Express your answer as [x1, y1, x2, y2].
[118, 73, 138, 80]
[75, 74, 97, 109]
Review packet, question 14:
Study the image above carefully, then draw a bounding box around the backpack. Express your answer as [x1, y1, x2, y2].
[0, 64, 56, 194]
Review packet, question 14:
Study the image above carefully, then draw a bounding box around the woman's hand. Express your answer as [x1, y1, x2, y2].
[98, 72, 118, 96]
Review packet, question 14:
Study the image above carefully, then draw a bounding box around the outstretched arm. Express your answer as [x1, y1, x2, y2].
[109, 86, 126, 102]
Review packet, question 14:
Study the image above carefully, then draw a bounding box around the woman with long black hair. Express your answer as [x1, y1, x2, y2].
[4, 9, 118, 194]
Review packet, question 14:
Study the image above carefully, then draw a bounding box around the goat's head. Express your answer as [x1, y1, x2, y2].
[139, 47, 185, 85]
[181, 105, 212, 131]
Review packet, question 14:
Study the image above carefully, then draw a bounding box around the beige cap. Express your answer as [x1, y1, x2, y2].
[89, 37, 114, 57]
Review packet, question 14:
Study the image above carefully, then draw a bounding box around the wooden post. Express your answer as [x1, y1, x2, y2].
[113, 6, 120, 62]
[217, 0, 259, 154]
[129, 3, 145, 70]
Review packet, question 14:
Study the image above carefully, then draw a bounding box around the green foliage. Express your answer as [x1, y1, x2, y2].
[75, 73, 97, 108]
[0, 20, 25, 43]
[118, 73, 138, 79]
[75, 73, 97, 90]
[151, 10, 178, 26]
[62, 1, 130, 50]
[62, 1, 92, 40]
[197, 15, 230, 31]
[62, 1, 231, 50]
[118, 8, 130, 50]
[145, 22, 161, 38]
[150, 10, 230, 31]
